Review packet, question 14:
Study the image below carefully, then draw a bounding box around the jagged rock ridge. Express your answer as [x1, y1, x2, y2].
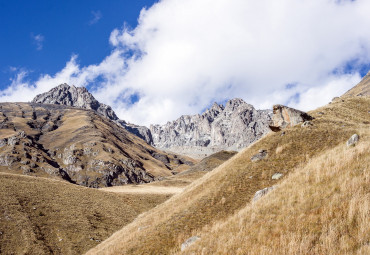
[150, 99, 272, 156]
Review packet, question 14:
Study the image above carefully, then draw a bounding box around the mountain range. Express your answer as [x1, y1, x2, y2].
[32, 84, 272, 158]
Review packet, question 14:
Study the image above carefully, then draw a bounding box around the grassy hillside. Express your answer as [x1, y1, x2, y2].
[0, 171, 171, 254]
[86, 95, 369, 254]
[183, 133, 369, 254]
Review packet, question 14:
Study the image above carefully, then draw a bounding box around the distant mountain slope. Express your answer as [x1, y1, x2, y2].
[150, 99, 272, 157]
[87, 93, 369, 253]
[0, 102, 194, 187]
[0, 172, 170, 254]
[32, 84, 153, 144]
[342, 70, 370, 97]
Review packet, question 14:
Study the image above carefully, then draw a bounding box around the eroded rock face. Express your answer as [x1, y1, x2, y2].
[269, 105, 313, 131]
[32, 84, 153, 144]
[150, 99, 272, 155]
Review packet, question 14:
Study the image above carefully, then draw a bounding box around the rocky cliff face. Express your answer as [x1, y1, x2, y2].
[32, 84, 153, 144]
[150, 99, 272, 157]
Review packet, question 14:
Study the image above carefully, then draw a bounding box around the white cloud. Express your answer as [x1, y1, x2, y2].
[31, 33, 44, 50]
[3, 0, 370, 126]
[89, 10, 102, 25]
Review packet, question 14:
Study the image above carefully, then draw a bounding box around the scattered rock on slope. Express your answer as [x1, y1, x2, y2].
[346, 134, 359, 147]
[269, 104, 313, 131]
[253, 186, 277, 202]
[181, 236, 201, 251]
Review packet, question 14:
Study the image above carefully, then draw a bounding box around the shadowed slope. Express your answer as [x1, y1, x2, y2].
[0, 172, 171, 254]
[86, 95, 369, 254]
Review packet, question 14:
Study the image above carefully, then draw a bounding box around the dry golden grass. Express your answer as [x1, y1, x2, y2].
[183, 131, 369, 255]
[101, 185, 184, 195]
[0, 171, 171, 254]
[86, 97, 369, 255]
[342, 71, 370, 97]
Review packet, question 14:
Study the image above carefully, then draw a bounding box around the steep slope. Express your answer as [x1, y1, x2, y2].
[87, 96, 369, 254]
[150, 99, 271, 158]
[182, 131, 369, 254]
[0, 171, 171, 254]
[0, 103, 194, 187]
[32, 84, 153, 144]
[342, 70, 370, 97]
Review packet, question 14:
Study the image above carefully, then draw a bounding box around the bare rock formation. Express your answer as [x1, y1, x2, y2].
[32, 83, 118, 120]
[269, 104, 313, 131]
[150, 99, 272, 157]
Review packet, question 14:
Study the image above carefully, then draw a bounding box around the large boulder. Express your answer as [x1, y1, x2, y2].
[269, 105, 313, 131]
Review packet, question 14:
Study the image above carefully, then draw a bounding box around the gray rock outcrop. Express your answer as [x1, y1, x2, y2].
[181, 236, 201, 251]
[150, 99, 272, 156]
[32, 83, 118, 120]
[253, 186, 277, 202]
[346, 134, 359, 147]
[251, 149, 268, 162]
[269, 104, 313, 131]
[32, 84, 153, 144]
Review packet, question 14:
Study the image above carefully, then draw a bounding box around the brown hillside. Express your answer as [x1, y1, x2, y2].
[182, 128, 369, 255]
[0, 103, 195, 187]
[86, 95, 369, 254]
[0, 171, 171, 254]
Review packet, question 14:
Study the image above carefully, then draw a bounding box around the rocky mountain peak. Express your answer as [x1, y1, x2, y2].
[32, 84, 154, 144]
[224, 98, 254, 112]
[32, 83, 118, 121]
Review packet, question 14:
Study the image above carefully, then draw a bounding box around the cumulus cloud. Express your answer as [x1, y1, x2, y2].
[31, 33, 44, 50]
[2, 0, 370, 126]
[89, 10, 102, 25]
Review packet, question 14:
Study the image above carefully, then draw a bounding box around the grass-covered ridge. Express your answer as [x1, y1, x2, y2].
[87, 96, 369, 254]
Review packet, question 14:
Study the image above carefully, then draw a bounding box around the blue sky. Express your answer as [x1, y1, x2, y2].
[1, 0, 370, 126]
[0, 0, 156, 88]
